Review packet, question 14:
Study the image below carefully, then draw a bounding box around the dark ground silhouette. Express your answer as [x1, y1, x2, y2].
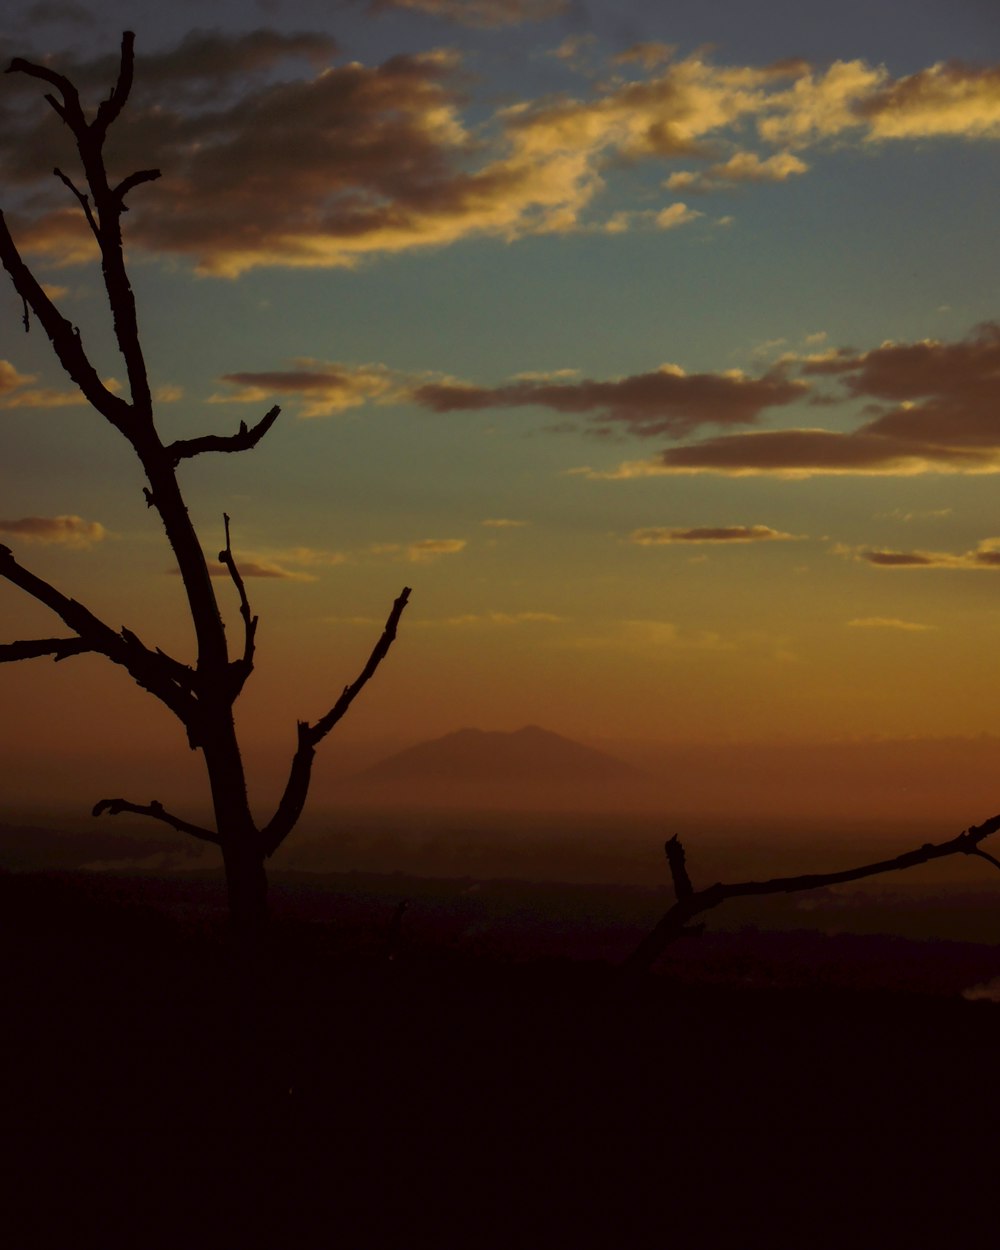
[4, 867, 1000, 1248]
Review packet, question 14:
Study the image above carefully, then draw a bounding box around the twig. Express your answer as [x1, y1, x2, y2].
[217, 513, 257, 689]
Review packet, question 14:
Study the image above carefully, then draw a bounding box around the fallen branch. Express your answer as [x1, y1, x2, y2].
[627, 814, 1000, 974]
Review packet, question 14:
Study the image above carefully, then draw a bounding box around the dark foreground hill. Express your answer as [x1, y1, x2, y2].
[4, 867, 1000, 1248]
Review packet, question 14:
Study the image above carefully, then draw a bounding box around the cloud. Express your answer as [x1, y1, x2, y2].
[200, 559, 317, 581]
[481, 518, 528, 527]
[5, 39, 999, 273]
[0, 359, 85, 408]
[583, 325, 1000, 479]
[440, 610, 563, 625]
[15, 2, 95, 30]
[0, 358, 125, 408]
[214, 361, 402, 416]
[373, 537, 467, 562]
[373, 0, 568, 26]
[0, 514, 106, 548]
[842, 538, 1000, 570]
[756, 59, 888, 147]
[571, 619, 735, 653]
[413, 361, 807, 438]
[629, 525, 801, 544]
[860, 61, 1000, 140]
[847, 617, 935, 631]
[0, 360, 33, 395]
[654, 202, 703, 229]
[666, 150, 808, 192]
[643, 429, 998, 478]
[874, 507, 953, 522]
[613, 43, 676, 71]
[263, 546, 351, 569]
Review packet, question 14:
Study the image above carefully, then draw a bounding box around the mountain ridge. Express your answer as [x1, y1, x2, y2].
[347, 724, 646, 795]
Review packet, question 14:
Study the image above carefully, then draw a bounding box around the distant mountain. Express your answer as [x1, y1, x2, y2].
[344, 725, 648, 809]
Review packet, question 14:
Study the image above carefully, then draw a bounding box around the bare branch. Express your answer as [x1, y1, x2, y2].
[969, 846, 1000, 874]
[167, 406, 281, 466]
[93, 797, 219, 845]
[53, 166, 98, 237]
[0, 543, 198, 725]
[0, 212, 133, 430]
[627, 812, 1000, 973]
[217, 513, 257, 691]
[112, 168, 161, 211]
[8, 33, 151, 420]
[664, 834, 693, 899]
[92, 32, 135, 138]
[6, 55, 84, 128]
[311, 586, 412, 745]
[0, 637, 93, 662]
[261, 586, 411, 856]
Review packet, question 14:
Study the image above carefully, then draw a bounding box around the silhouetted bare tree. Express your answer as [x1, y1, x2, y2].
[628, 817, 1000, 974]
[0, 33, 410, 942]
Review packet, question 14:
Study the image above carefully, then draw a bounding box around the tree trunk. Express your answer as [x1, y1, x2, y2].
[222, 841, 268, 950]
[201, 704, 265, 947]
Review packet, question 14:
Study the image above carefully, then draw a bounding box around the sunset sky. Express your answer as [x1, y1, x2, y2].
[1, 0, 999, 813]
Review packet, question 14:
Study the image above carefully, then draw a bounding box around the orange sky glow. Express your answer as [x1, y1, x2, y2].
[2, 0, 1000, 828]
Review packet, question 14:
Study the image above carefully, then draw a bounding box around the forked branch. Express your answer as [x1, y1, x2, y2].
[261, 586, 411, 856]
[0, 543, 197, 723]
[92, 797, 219, 845]
[627, 813, 1000, 973]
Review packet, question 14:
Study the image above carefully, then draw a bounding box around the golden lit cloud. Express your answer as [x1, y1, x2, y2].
[3, 38, 999, 273]
[626, 431, 1000, 479]
[414, 361, 806, 437]
[571, 619, 735, 653]
[481, 518, 528, 528]
[0, 360, 34, 395]
[214, 361, 402, 417]
[862, 62, 1000, 140]
[629, 525, 802, 544]
[440, 610, 563, 626]
[197, 560, 317, 581]
[0, 514, 107, 548]
[840, 538, 1000, 570]
[654, 202, 703, 229]
[667, 150, 808, 192]
[847, 617, 935, 631]
[373, 538, 468, 562]
[0, 358, 123, 409]
[757, 59, 887, 146]
[0, 359, 84, 408]
[581, 325, 1000, 479]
